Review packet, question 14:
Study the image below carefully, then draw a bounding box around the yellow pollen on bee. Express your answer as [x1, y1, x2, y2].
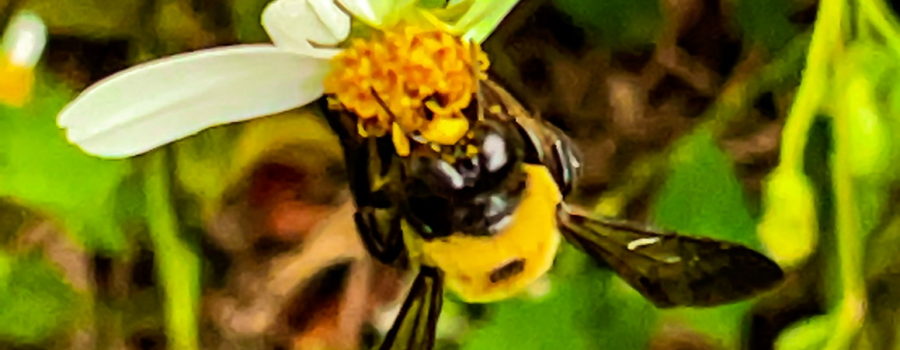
[323, 25, 489, 147]
[465, 144, 479, 157]
[392, 123, 411, 157]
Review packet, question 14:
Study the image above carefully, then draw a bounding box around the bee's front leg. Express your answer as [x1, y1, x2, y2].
[349, 137, 408, 264]
[322, 101, 407, 264]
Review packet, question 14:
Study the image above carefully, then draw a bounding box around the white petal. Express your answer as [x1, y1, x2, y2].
[336, 0, 377, 24]
[308, 0, 351, 39]
[338, 0, 400, 26]
[262, 0, 349, 58]
[58, 44, 330, 158]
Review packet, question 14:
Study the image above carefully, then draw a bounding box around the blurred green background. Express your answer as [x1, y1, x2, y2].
[0, 0, 898, 349]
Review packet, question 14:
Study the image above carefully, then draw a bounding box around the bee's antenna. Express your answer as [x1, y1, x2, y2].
[470, 39, 485, 121]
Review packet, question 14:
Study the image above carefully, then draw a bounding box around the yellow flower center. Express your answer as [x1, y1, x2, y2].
[323, 25, 489, 147]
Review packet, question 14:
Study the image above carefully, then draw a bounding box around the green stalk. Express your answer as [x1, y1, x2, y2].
[144, 150, 200, 350]
[778, 0, 844, 173]
[778, 0, 867, 346]
[859, 0, 900, 56]
[826, 103, 868, 349]
[806, 0, 868, 348]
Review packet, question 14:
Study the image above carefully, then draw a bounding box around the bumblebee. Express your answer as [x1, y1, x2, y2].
[321, 78, 784, 349]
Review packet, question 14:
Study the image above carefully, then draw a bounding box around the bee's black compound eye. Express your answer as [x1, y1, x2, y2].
[432, 159, 466, 190]
[471, 120, 524, 178]
[409, 156, 467, 194]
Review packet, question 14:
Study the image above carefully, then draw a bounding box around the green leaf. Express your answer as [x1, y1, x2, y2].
[460, 247, 655, 350]
[0, 253, 80, 344]
[734, 0, 799, 51]
[551, 0, 661, 49]
[230, 0, 271, 43]
[658, 302, 753, 349]
[651, 129, 758, 247]
[419, 0, 449, 9]
[20, 0, 144, 39]
[0, 74, 131, 253]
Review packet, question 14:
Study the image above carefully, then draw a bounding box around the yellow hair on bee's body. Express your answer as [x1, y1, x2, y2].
[413, 164, 562, 303]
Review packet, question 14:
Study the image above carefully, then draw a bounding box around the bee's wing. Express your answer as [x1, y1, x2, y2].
[380, 267, 444, 350]
[558, 206, 784, 307]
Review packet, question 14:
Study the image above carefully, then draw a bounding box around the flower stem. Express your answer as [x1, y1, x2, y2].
[778, 0, 845, 174]
[859, 0, 900, 56]
[825, 88, 868, 350]
[144, 149, 200, 350]
[797, 0, 870, 347]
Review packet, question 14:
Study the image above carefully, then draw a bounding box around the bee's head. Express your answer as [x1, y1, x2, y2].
[404, 119, 528, 238]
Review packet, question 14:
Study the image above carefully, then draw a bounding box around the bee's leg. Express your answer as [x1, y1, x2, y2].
[355, 205, 405, 263]
[321, 101, 407, 264]
[379, 266, 444, 350]
[352, 137, 407, 263]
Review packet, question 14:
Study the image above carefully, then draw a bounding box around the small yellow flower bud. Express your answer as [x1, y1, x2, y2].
[837, 76, 892, 179]
[757, 167, 818, 268]
[775, 314, 832, 350]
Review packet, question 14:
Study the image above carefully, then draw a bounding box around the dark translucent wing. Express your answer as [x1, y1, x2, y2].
[380, 267, 444, 350]
[558, 206, 784, 307]
[479, 79, 582, 196]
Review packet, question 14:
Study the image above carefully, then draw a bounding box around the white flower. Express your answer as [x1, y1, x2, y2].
[57, 0, 519, 158]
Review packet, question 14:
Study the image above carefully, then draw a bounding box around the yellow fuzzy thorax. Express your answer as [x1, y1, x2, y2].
[323, 25, 489, 149]
[414, 165, 562, 303]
